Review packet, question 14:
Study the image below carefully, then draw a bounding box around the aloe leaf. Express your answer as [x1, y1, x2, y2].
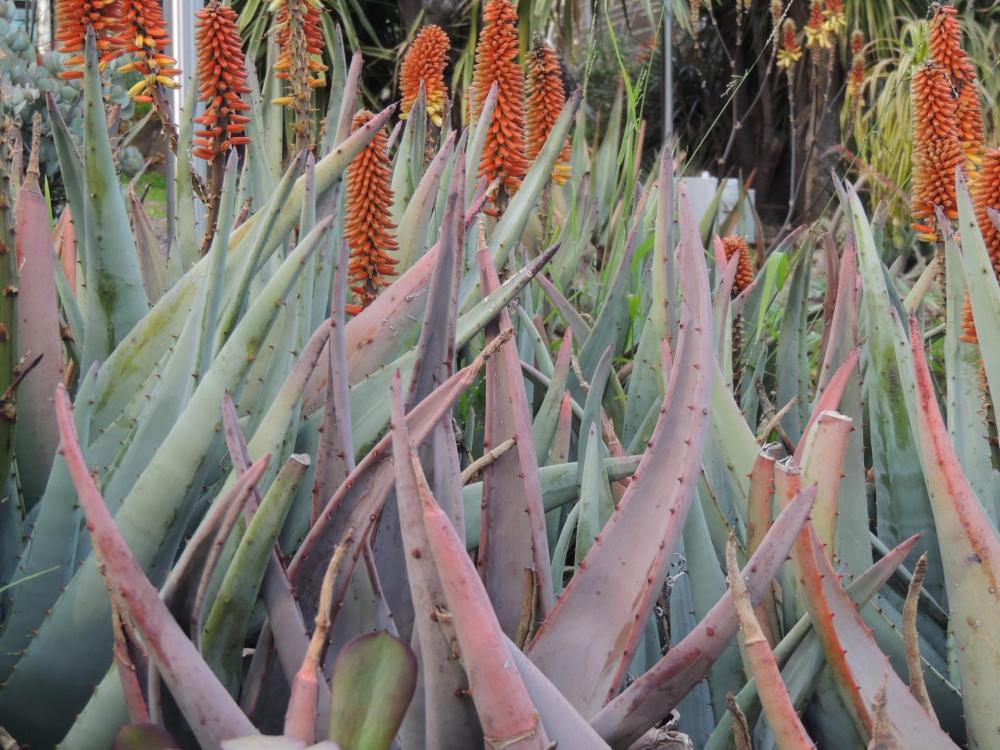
[89, 107, 391, 438]
[0, 224, 328, 743]
[464, 82, 497, 201]
[373, 153, 467, 642]
[128, 186, 168, 305]
[0, 366, 96, 683]
[288, 350, 491, 626]
[955, 170, 1000, 422]
[703, 537, 922, 750]
[795, 526, 957, 747]
[98, 154, 239, 518]
[202, 454, 310, 692]
[774, 240, 812, 444]
[504, 641, 611, 748]
[534, 271, 592, 341]
[893, 312, 1000, 748]
[725, 536, 815, 750]
[396, 131, 456, 273]
[395, 403, 551, 749]
[391, 86, 426, 226]
[13, 143, 66, 506]
[527, 188, 713, 717]
[326, 631, 417, 750]
[531, 332, 573, 463]
[172, 69, 200, 274]
[625, 149, 673, 444]
[243, 60, 277, 206]
[592, 487, 817, 748]
[941, 236, 996, 511]
[62, 458, 270, 750]
[51, 387, 257, 749]
[78, 31, 148, 368]
[574, 425, 606, 566]
[849, 186, 943, 602]
[390, 377, 481, 749]
[475, 242, 554, 635]
[462, 456, 641, 546]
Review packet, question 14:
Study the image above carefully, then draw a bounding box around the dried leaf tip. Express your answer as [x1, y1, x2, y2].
[526, 37, 571, 186]
[192, 1, 251, 162]
[345, 110, 398, 316]
[472, 0, 529, 202]
[400, 25, 451, 127]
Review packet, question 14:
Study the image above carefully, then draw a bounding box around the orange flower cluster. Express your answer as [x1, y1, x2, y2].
[55, 0, 122, 79]
[272, 0, 328, 141]
[472, 0, 529, 198]
[116, 0, 180, 101]
[721, 236, 754, 296]
[847, 31, 865, 113]
[804, 0, 831, 50]
[910, 61, 964, 241]
[821, 0, 845, 35]
[400, 25, 451, 127]
[929, 4, 984, 162]
[776, 19, 801, 71]
[962, 149, 1000, 343]
[192, 2, 251, 162]
[526, 39, 571, 185]
[345, 111, 398, 315]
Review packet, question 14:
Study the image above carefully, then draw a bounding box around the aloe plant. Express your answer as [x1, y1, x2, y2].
[0, 0, 999, 748]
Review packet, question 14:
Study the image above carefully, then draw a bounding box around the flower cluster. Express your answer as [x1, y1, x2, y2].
[55, 0, 123, 79]
[847, 30, 865, 114]
[400, 25, 451, 128]
[821, 0, 846, 36]
[345, 110, 398, 315]
[116, 0, 179, 101]
[472, 0, 530, 198]
[526, 38, 571, 185]
[910, 61, 965, 242]
[804, 0, 832, 50]
[192, 2, 251, 162]
[776, 19, 802, 71]
[929, 4, 984, 163]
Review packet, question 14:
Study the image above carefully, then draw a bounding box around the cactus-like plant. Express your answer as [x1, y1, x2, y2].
[0, 3, 999, 750]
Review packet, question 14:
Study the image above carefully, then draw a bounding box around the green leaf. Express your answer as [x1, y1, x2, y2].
[328, 632, 418, 750]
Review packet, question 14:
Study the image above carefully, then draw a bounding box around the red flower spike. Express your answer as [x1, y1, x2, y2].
[272, 0, 327, 143]
[471, 0, 529, 199]
[344, 110, 398, 315]
[400, 25, 451, 127]
[192, 1, 251, 163]
[526, 38, 571, 185]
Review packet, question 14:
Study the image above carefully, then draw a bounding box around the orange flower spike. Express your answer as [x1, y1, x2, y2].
[472, 0, 530, 199]
[929, 4, 984, 162]
[526, 38, 571, 185]
[55, 0, 123, 79]
[910, 61, 964, 241]
[400, 25, 451, 127]
[721, 236, 754, 296]
[344, 110, 398, 315]
[115, 0, 180, 101]
[191, 2, 251, 163]
[847, 31, 865, 111]
[821, 0, 846, 36]
[850, 29, 864, 56]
